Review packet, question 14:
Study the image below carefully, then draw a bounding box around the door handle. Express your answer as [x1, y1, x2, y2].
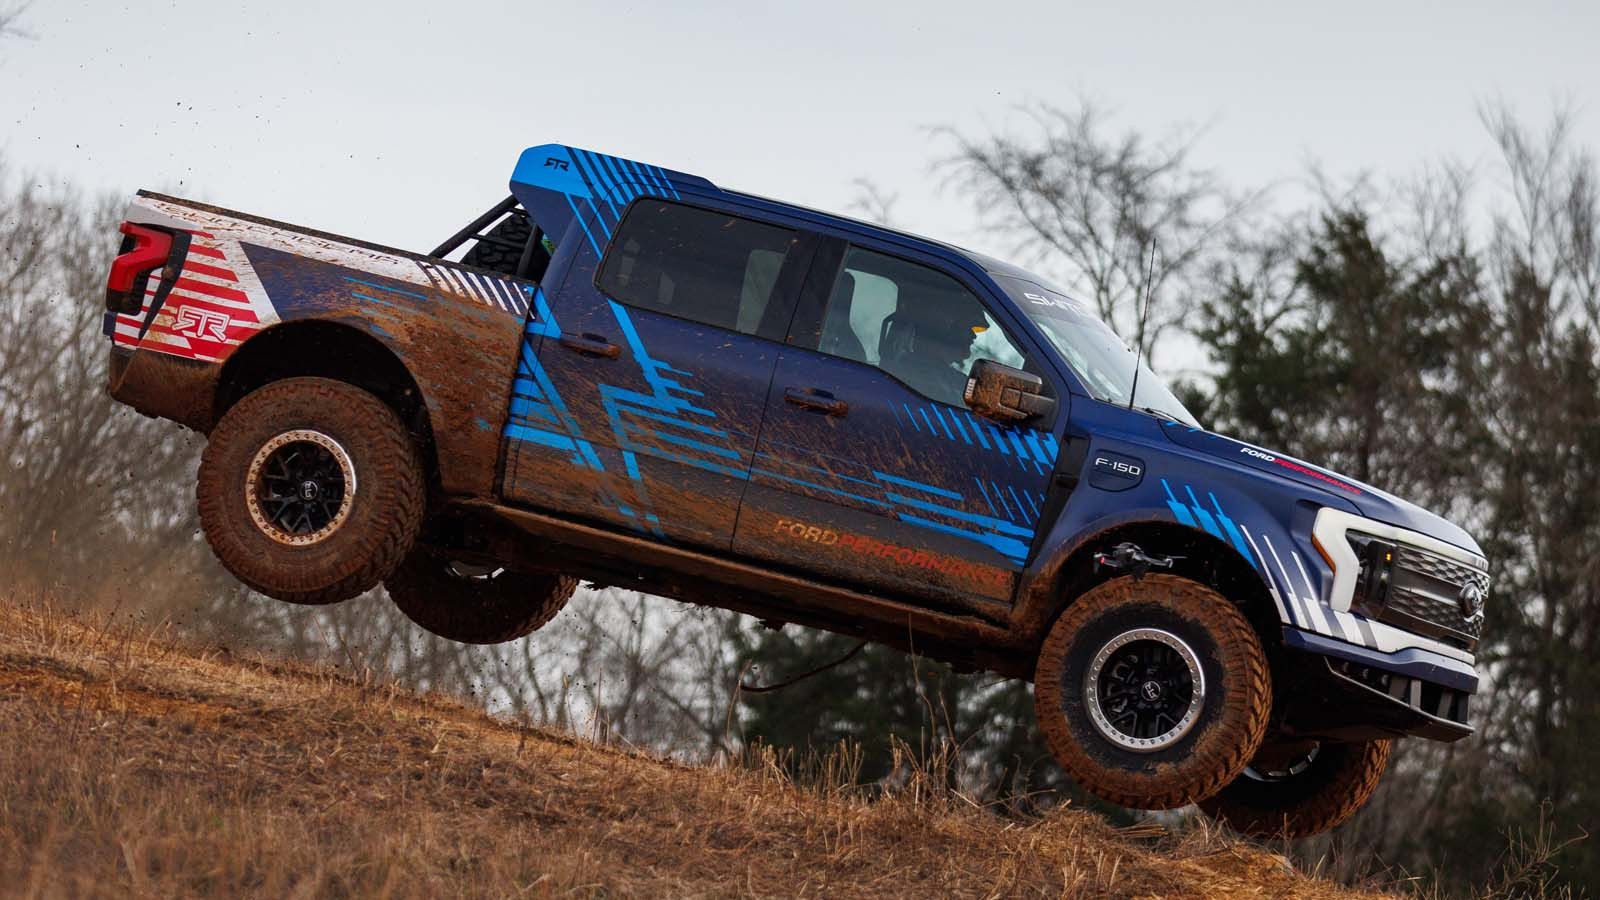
[784, 387, 848, 417]
[558, 332, 621, 359]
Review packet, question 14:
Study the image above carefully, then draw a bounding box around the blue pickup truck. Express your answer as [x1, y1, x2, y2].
[103, 144, 1488, 838]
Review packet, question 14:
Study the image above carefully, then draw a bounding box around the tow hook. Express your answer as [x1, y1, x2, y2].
[1094, 542, 1179, 580]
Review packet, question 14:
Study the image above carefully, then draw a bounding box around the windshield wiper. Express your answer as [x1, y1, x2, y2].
[1136, 406, 1186, 423]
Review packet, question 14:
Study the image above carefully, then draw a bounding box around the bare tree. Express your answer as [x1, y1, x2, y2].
[937, 100, 1258, 358]
[848, 179, 899, 227]
[0, 169, 221, 609]
[0, 5, 30, 44]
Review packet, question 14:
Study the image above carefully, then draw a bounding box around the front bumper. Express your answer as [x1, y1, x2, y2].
[1280, 627, 1475, 743]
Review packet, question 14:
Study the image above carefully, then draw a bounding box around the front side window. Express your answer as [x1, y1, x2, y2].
[598, 200, 800, 338]
[815, 246, 1027, 406]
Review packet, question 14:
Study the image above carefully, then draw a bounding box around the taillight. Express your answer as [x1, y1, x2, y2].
[106, 222, 174, 311]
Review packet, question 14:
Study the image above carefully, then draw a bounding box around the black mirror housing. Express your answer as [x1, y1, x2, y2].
[963, 359, 1055, 422]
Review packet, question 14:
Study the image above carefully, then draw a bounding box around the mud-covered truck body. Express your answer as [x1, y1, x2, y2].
[104, 144, 1489, 837]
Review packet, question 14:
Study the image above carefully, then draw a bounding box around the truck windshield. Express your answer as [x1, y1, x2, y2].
[994, 276, 1201, 428]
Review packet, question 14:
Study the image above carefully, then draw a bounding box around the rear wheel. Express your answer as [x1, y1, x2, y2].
[385, 548, 576, 644]
[1034, 574, 1272, 810]
[197, 377, 426, 605]
[1198, 738, 1392, 838]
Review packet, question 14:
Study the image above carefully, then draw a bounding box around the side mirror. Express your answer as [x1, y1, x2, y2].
[963, 359, 1055, 422]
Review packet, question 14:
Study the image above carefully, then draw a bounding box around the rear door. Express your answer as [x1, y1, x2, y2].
[732, 239, 1063, 612]
[500, 193, 814, 550]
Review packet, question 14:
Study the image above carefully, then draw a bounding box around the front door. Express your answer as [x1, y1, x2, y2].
[500, 194, 812, 550]
[732, 241, 1062, 612]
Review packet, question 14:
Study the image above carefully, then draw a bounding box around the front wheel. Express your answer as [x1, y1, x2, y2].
[385, 548, 576, 644]
[1198, 738, 1392, 839]
[1033, 574, 1272, 810]
[197, 377, 426, 605]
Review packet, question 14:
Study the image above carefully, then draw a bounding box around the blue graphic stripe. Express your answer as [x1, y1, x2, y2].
[1024, 431, 1048, 464]
[990, 480, 1015, 521]
[508, 394, 558, 424]
[962, 412, 992, 450]
[1005, 430, 1032, 462]
[344, 277, 430, 300]
[973, 478, 999, 516]
[571, 150, 621, 218]
[1161, 479, 1198, 527]
[565, 193, 603, 257]
[345, 277, 432, 301]
[506, 424, 578, 452]
[896, 513, 1030, 563]
[1007, 484, 1032, 524]
[873, 471, 963, 501]
[1185, 485, 1224, 540]
[756, 452, 882, 490]
[615, 404, 730, 438]
[1209, 492, 1259, 569]
[621, 421, 741, 460]
[752, 468, 884, 506]
[946, 409, 972, 444]
[884, 493, 1032, 538]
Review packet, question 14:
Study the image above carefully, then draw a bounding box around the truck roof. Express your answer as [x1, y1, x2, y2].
[509, 143, 1062, 291]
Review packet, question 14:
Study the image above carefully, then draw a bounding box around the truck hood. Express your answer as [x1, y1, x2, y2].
[1161, 424, 1483, 556]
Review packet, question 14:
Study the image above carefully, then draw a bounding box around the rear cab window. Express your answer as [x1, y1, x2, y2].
[597, 199, 803, 341]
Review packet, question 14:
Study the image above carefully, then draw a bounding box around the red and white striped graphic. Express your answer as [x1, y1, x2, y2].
[111, 228, 279, 363]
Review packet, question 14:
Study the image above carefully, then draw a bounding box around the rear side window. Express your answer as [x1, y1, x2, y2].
[597, 200, 801, 339]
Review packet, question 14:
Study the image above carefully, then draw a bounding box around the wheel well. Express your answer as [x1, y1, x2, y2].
[1049, 521, 1282, 649]
[214, 321, 436, 476]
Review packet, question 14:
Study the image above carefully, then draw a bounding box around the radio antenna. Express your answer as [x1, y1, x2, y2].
[1127, 239, 1157, 411]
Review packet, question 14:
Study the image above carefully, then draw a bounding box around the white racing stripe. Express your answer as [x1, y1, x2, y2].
[1240, 525, 1293, 625]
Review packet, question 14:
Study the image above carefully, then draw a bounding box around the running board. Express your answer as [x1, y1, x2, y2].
[455, 499, 1024, 673]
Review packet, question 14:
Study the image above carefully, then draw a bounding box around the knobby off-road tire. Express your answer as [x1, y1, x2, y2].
[460, 214, 531, 275]
[198, 377, 426, 605]
[1034, 574, 1272, 810]
[1198, 738, 1392, 839]
[385, 549, 577, 644]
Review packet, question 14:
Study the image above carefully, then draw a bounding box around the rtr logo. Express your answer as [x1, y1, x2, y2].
[544, 157, 570, 171]
[173, 306, 230, 342]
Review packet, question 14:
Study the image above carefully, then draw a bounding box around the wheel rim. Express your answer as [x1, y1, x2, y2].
[444, 560, 505, 580]
[1084, 628, 1206, 752]
[1243, 745, 1321, 782]
[244, 430, 357, 545]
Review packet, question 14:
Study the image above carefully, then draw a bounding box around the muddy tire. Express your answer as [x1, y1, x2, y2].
[1033, 574, 1272, 810]
[1198, 738, 1391, 839]
[385, 548, 576, 644]
[198, 377, 425, 605]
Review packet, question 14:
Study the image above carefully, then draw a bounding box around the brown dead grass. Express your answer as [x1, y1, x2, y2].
[0, 600, 1396, 899]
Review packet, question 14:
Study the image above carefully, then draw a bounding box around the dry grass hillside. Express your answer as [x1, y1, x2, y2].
[0, 599, 1393, 899]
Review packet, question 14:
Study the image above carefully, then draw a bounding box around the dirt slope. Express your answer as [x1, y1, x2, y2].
[0, 601, 1388, 899]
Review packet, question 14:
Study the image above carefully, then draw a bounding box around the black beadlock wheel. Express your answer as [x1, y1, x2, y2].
[1199, 738, 1393, 839]
[197, 377, 426, 605]
[1033, 574, 1273, 810]
[385, 548, 576, 645]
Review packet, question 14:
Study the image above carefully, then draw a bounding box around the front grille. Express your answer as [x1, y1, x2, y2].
[1380, 545, 1489, 649]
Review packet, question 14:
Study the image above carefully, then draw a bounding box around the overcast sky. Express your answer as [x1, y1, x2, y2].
[3, 0, 1596, 272]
